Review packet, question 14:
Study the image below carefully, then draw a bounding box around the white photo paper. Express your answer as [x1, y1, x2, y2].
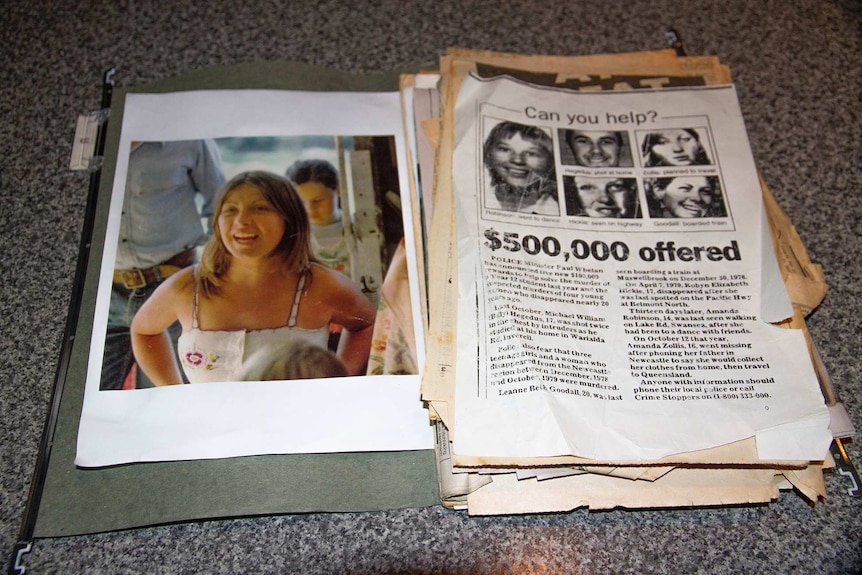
[76, 89, 433, 467]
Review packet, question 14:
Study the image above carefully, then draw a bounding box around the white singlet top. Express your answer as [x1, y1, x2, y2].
[177, 271, 330, 383]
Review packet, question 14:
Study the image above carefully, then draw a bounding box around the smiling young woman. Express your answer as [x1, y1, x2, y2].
[645, 175, 726, 218]
[130, 171, 376, 383]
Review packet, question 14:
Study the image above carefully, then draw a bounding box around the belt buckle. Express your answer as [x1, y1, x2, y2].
[119, 269, 147, 289]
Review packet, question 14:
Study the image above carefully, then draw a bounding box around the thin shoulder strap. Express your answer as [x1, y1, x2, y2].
[287, 268, 309, 328]
[191, 267, 200, 329]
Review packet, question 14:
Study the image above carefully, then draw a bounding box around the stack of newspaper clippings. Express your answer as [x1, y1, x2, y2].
[402, 48, 835, 514]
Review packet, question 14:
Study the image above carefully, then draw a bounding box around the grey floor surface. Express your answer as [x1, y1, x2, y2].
[2, 0, 861, 573]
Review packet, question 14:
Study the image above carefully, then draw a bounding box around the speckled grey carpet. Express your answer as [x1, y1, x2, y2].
[2, 0, 861, 573]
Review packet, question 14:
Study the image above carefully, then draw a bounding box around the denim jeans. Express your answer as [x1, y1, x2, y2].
[100, 282, 184, 390]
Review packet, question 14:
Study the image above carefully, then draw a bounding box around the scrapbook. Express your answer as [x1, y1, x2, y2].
[10, 48, 853, 572]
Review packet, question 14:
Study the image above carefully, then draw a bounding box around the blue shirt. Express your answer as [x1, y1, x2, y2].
[116, 140, 226, 269]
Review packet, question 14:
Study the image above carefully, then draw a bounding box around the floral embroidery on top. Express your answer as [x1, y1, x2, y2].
[184, 350, 220, 371]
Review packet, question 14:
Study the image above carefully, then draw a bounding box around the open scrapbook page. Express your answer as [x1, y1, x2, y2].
[76, 88, 434, 466]
[14, 53, 844, 547]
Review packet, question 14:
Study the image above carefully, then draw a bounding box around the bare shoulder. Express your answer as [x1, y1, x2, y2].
[133, 266, 196, 333]
[305, 263, 375, 327]
[307, 262, 358, 293]
[161, 266, 196, 297]
[145, 266, 196, 314]
[305, 263, 369, 308]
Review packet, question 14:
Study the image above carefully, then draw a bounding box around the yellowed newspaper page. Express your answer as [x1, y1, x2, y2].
[424, 50, 730, 434]
[466, 467, 780, 515]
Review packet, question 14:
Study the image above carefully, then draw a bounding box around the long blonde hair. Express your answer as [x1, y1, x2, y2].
[197, 171, 315, 296]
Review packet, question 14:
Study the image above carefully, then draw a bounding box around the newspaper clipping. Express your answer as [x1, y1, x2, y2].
[451, 74, 831, 462]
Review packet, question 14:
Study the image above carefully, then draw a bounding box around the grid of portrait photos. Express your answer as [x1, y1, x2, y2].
[480, 117, 731, 229]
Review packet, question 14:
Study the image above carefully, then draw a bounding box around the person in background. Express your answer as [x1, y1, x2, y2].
[101, 139, 225, 390]
[366, 238, 418, 376]
[483, 121, 559, 215]
[130, 171, 375, 384]
[237, 340, 349, 381]
[285, 159, 351, 277]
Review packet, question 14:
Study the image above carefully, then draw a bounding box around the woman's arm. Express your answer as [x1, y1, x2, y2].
[130, 270, 192, 386]
[312, 266, 376, 376]
[335, 319, 375, 377]
[132, 331, 184, 385]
